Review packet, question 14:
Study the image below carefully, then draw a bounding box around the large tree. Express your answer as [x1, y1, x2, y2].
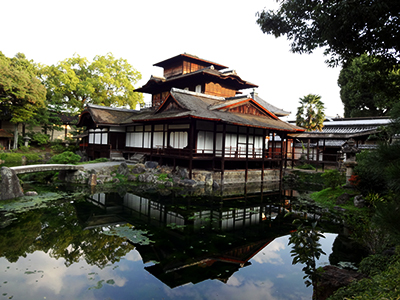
[0, 52, 46, 148]
[41, 53, 144, 113]
[256, 0, 400, 67]
[338, 54, 400, 117]
[296, 94, 325, 131]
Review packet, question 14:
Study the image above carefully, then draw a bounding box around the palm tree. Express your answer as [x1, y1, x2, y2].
[296, 94, 325, 132]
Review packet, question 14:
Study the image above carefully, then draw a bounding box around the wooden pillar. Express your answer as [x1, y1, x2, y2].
[307, 138, 310, 164]
[316, 138, 320, 172]
[245, 127, 249, 183]
[322, 138, 326, 171]
[284, 134, 288, 169]
[272, 133, 276, 160]
[188, 118, 194, 179]
[261, 129, 266, 182]
[291, 138, 295, 169]
[221, 123, 226, 184]
[212, 122, 217, 171]
[280, 134, 284, 182]
[150, 124, 154, 160]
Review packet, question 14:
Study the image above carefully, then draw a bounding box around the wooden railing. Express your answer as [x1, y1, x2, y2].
[133, 146, 285, 160]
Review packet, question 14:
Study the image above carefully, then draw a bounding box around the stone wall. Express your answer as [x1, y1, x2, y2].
[212, 169, 280, 184]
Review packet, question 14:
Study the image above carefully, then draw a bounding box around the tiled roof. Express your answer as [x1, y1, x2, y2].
[135, 66, 258, 94]
[219, 93, 291, 117]
[294, 140, 378, 149]
[290, 117, 391, 139]
[78, 89, 303, 133]
[0, 129, 13, 138]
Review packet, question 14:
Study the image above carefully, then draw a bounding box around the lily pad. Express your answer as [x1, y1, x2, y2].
[102, 225, 153, 245]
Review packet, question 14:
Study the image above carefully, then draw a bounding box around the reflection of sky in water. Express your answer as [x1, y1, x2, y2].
[0, 233, 336, 300]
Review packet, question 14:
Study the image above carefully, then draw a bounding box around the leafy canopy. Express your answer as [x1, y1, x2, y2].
[338, 54, 400, 117]
[296, 94, 325, 131]
[42, 53, 144, 113]
[0, 52, 46, 124]
[256, 0, 400, 67]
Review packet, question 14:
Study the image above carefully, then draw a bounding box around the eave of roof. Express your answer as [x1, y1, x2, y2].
[131, 89, 303, 133]
[209, 98, 279, 120]
[226, 94, 291, 118]
[76, 104, 139, 127]
[0, 129, 13, 138]
[135, 67, 258, 94]
[289, 128, 381, 139]
[154, 53, 228, 70]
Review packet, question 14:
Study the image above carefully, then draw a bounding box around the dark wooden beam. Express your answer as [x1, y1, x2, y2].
[221, 123, 226, 184]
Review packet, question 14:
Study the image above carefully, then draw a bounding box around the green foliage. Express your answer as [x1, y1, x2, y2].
[354, 150, 386, 195]
[296, 94, 325, 132]
[41, 53, 144, 113]
[288, 220, 326, 287]
[0, 152, 40, 165]
[256, 0, 400, 67]
[0, 52, 46, 123]
[48, 151, 81, 164]
[50, 139, 66, 153]
[355, 137, 400, 196]
[285, 170, 324, 190]
[19, 170, 58, 183]
[0, 197, 135, 268]
[0, 52, 46, 149]
[31, 132, 50, 145]
[19, 145, 30, 152]
[372, 200, 400, 245]
[321, 169, 345, 190]
[76, 157, 108, 164]
[297, 163, 316, 170]
[345, 213, 391, 255]
[338, 54, 400, 118]
[310, 187, 361, 213]
[328, 249, 400, 300]
[364, 192, 386, 207]
[358, 254, 393, 277]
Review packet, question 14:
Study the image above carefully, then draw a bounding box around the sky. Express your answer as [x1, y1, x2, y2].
[1, 0, 343, 120]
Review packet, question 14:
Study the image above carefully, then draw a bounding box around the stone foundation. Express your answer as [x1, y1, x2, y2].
[212, 169, 280, 185]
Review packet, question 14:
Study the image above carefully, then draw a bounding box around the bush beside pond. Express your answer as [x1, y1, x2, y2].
[0, 152, 42, 165]
[307, 184, 400, 300]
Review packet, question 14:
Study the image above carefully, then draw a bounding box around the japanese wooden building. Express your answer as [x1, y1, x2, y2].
[288, 116, 391, 170]
[77, 54, 304, 182]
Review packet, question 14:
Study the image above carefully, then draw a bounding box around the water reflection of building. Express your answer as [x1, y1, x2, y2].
[82, 189, 298, 288]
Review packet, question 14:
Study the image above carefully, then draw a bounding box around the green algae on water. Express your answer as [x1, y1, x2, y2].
[0, 192, 67, 214]
[102, 224, 153, 245]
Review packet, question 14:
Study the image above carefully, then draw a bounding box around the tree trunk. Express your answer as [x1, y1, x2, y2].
[13, 123, 19, 149]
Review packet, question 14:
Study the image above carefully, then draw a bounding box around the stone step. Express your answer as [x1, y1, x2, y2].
[128, 153, 146, 163]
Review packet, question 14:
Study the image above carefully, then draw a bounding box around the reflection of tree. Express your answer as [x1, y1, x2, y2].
[0, 210, 43, 262]
[288, 220, 325, 290]
[0, 200, 134, 268]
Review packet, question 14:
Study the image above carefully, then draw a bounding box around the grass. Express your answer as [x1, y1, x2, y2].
[310, 187, 366, 213]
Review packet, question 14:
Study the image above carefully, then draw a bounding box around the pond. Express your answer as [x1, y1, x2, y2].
[0, 184, 358, 300]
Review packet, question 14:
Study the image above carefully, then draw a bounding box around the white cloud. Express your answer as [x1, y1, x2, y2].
[252, 239, 286, 265]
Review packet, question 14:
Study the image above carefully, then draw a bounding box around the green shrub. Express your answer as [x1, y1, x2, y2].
[328, 249, 400, 300]
[297, 163, 316, 170]
[358, 254, 391, 277]
[0, 153, 40, 165]
[48, 151, 81, 164]
[19, 146, 30, 152]
[24, 153, 40, 162]
[321, 169, 345, 189]
[50, 143, 65, 153]
[32, 133, 50, 145]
